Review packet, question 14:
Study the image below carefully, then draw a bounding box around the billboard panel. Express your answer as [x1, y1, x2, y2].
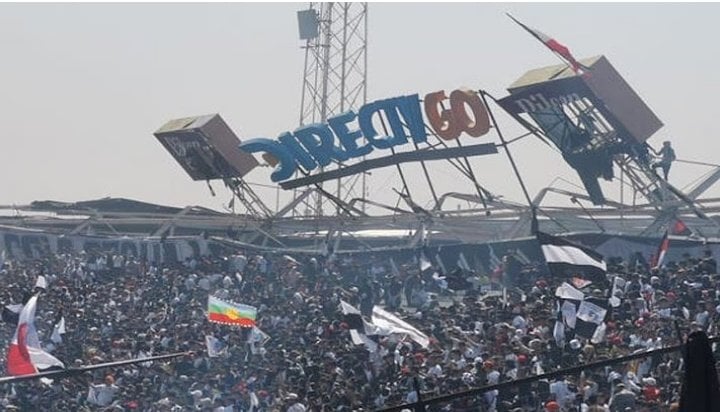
[154, 114, 259, 181]
[501, 55, 662, 144]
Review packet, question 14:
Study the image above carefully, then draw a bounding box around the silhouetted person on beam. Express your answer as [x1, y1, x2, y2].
[652, 141, 676, 180]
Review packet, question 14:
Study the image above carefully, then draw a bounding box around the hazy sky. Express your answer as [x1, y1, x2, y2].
[2, 3, 719, 213]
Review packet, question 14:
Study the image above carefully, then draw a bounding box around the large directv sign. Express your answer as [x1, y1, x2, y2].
[239, 88, 492, 183]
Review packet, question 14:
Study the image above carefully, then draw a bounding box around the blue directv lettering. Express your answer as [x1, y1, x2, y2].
[328, 111, 373, 158]
[238, 88, 487, 182]
[358, 100, 394, 149]
[239, 138, 296, 182]
[381, 97, 410, 147]
[396, 94, 427, 144]
[294, 124, 349, 167]
[278, 132, 317, 171]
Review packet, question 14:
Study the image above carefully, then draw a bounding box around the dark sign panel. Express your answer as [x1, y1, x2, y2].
[500, 56, 662, 144]
[154, 114, 259, 181]
[498, 76, 595, 116]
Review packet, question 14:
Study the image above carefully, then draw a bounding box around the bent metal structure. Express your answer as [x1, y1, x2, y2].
[3, 56, 720, 254]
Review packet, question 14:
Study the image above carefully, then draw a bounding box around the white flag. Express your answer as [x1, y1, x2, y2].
[50, 316, 66, 344]
[609, 276, 626, 308]
[350, 330, 378, 353]
[35, 275, 47, 290]
[555, 283, 585, 301]
[205, 335, 223, 358]
[371, 306, 429, 348]
[553, 319, 565, 348]
[249, 326, 270, 354]
[561, 301, 577, 329]
[576, 301, 607, 325]
[591, 322, 607, 344]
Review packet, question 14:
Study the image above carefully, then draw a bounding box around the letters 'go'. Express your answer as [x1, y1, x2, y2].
[424, 88, 491, 140]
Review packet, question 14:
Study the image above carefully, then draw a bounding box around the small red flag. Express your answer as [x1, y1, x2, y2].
[507, 14, 587, 75]
[671, 218, 691, 236]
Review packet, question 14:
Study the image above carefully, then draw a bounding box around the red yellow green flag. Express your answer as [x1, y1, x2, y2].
[207, 296, 257, 327]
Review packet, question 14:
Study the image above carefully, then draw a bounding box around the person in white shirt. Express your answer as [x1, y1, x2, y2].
[87, 375, 119, 407]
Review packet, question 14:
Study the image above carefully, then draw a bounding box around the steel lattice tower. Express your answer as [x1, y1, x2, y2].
[296, 2, 368, 217]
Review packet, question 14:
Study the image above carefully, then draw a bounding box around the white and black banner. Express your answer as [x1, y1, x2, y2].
[554, 281, 610, 342]
[538, 231, 607, 282]
[340, 301, 379, 353]
[340, 301, 430, 351]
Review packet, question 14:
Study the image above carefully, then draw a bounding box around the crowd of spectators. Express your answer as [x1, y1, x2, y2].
[0, 243, 718, 411]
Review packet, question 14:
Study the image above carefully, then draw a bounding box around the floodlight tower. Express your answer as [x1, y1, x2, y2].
[295, 3, 368, 217]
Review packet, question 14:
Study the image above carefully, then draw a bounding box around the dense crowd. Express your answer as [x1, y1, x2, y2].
[0, 243, 718, 411]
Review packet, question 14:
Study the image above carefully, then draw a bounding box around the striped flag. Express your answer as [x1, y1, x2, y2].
[538, 232, 607, 282]
[340, 301, 378, 353]
[6, 295, 64, 375]
[507, 14, 586, 74]
[554, 282, 610, 343]
[207, 296, 257, 327]
[652, 231, 670, 269]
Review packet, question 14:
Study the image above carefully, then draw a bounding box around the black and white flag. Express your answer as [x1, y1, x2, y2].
[553, 282, 610, 342]
[1, 304, 22, 326]
[371, 306, 430, 348]
[340, 301, 379, 352]
[538, 232, 607, 283]
[340, 301, 430, 351]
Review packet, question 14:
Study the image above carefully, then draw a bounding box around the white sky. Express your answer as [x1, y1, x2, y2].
[1, 3, 719, 213]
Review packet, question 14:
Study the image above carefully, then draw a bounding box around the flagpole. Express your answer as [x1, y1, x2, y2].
[506, 13, 569, 66]
[506, 13, 586, 73]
